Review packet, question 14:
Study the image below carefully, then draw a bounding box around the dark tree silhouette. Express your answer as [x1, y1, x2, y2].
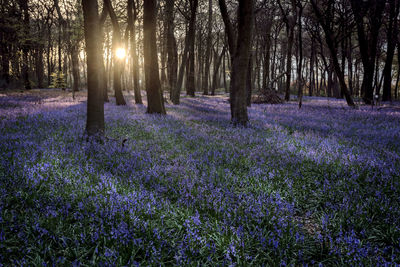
[143, 0, 166, 114]
[82, 0, 104, 136]
[104, 0, 126, 106]
[229, 0, 254, 126]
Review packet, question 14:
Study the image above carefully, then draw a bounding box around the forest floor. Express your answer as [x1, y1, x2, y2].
[1, 89, 400, 265]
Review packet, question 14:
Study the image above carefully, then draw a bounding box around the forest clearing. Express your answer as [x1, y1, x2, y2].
[1, 90, 399, 265]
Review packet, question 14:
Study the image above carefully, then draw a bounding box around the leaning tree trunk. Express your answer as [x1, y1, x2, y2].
[143, 0, 166, 114]
[230, 0, 254, 126]
[82, 0, 105, 137]
[311, 0, 355, 107]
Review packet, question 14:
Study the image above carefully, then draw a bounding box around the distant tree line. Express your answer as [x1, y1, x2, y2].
[1, 0, 400, 131]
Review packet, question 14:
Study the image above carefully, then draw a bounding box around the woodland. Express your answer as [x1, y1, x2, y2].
[0, 0, 400, 265]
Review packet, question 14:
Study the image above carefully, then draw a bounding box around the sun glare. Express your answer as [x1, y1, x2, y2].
[116, 48, 126, 59]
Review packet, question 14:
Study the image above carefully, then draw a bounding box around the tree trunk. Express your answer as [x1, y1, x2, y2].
[143, 0, 166, 114]
[20, 0, 31, 89]
[176, 28, 190, 101]
[104, 0, 126, 105]
[230, 0, 254, 126]
[35, 46, 44, 88]
[346, 35, 354, 95]
[186, 0, 198, 97]
[128, 0, 142, 104]
[211, 46, 225, 95]
[285, 25, 294, 101]
[223, 52, 228, 93]
[382, 0, 399, 101]
[82, 0, 104, 137]
[395, 44, 400, 99]
[0, 44, 10, 86]
[311, 0, 355, 107]
[350, 0, 385, 104]
[262, 32, 271, 90]
[246, 53, 253, 107]
[203, 0, 213, 95]
[71, 45, 80, 94]
[297, 1, 303, 108]
[309, 38, 315, 96]
[160, 19, 167, 91]
[47, 24, 52, 87]
[165, 0, 179, 104]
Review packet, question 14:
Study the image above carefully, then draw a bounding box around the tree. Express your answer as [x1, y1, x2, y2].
[165, 0, 179, 104]
[104, 0, 126, 105]
[127, 0, 142, 104]
[202, 0, 213, 95]
[297, 0, 304, 108]
[186, 0, 198, 97]
[350, 0, 386, 104]
[382, 0, 400, 101]
[311, 0, 355, 107]
[278, 0, 297, 101]
[82, 0, 104, 136]
[227, 0, 254, 126]
[143, 0, 166, 114]
[19, 0, 32, 90]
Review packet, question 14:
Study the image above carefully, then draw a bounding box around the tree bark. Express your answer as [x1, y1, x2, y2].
[165, 0, 179, 104]
[297, 1, 303, 108]
[382, 0, 399, 101]
[176, 28, 190, 101]
[71, 45, 80, 94]
[246, 53, 253, 106]
[104, 0, 126, 105]
[128, 0, 142, 104]
[311, 0, 355, 107]
[186, 0, 198, 97]
[20, 0, 31, 89]
[211, 46, 225, 95]
[350, 0, 385, 104]
[82, 0, 104, 137]
[277, 0, 297, 101]
[218, 0, 236, 56]
[203, 0, 213, 95]
[143, 0, 166, 114]
[230, 0, 254, 126]
[35, 46, 45, 88]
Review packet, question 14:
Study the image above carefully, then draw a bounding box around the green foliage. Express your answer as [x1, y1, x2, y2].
[50, 71, 67, 89]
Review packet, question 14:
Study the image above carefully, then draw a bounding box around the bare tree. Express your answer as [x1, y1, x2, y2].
[104, 0, 126, 105]
[82, 0, 104, 136]
[311, 0, 355, 107]
[186, 0, 198, 97]
[143, 0, 166, 114]
[128, 0, 142, 104]
[165, 0, 179, 104]
[221, 0, 254, 126]
[350, 0, 386, 104]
